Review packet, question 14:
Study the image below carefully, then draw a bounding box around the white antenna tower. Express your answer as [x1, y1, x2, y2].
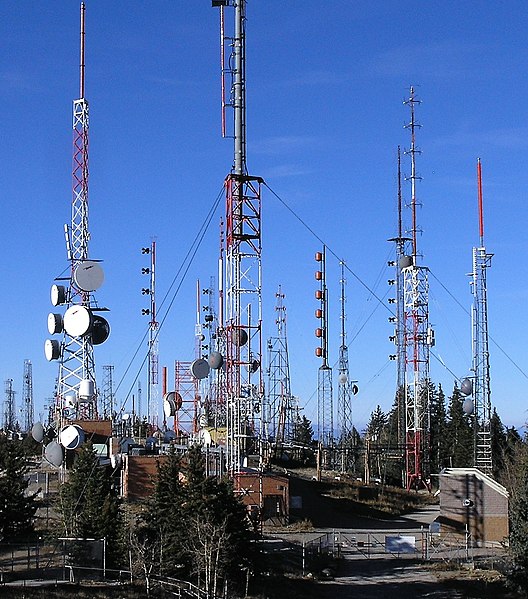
[45, 3, 110, 428]
[471, 158, 493, 474]
[214, 0, 264, 473]
[22, 360, 34, 433]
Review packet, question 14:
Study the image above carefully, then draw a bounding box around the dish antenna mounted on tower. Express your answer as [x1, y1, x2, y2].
[213, 0, 264, 474]
[45, 4, 110, 441]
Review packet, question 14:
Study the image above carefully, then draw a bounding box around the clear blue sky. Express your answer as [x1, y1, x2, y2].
[1, 1, 527, 432]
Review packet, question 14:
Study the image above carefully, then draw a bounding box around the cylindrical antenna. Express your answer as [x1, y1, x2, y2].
[79, 2, 86, 99]
[477, 158, 484, 246]
[397, 146, 402, 239]
[233, 0, 247, 174]
[220, 4, 226, 138]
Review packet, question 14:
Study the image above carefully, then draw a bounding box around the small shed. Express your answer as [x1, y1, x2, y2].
[233, 470, 289, 526]
[438, 467, 509, 545]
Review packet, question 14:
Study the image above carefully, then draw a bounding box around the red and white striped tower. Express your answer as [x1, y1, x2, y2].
[402, 87, 433, 490]
[48, 4, 109, 426]
[214, 0, 264, 473]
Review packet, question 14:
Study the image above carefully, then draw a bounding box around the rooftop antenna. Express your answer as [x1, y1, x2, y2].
[471, 158, 493, 474]
[402, 87, 432, 490]
[45, 3, 110, 436]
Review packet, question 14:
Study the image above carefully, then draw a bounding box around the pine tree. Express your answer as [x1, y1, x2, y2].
[0, 434, 37, 540]
[430, 383, 448, 474]
[507, 440, 528, 592]
[445, 383, 473, 468]
[60, 442, 125, 567]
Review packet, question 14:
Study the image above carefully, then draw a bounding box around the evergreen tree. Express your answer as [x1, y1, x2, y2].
[139, 445, 256, 595]
[507, 440, 528, 592]
[60, 442, 125, 567]
[430, 383, 449, 473]
[0, 434, 37, 540]
[490, 407, 507, 478]
[292, 415, 314, 465]
[445, 383, 473, 468]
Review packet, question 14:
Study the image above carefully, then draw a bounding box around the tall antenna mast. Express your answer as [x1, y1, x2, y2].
[402, 87, 432, 490]
[214, 0, 264, 473]
[22, 360, 34, 433]
[315, 247, 333, 460]
[337, 262, 357, 472]
[45, 3, 110, 431]
[388, 147, 411, 453]
[471, 158, 493, 474]
[142, 241, 159, 429]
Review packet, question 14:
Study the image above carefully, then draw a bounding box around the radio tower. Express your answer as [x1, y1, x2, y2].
[3, 379, 16, 431]
[45, 3, 109, 425]
[337, 262, 357, 471]
[214, 0, 264, 472]
[101, 364, 115, 419]
[22, 360, 34, 433]
[388, 147, 411, 449]
[141, 241, 159, 429]
[402, 87, 433, 490]
[471, 159, 493, 474]
[315, 248, 333, 453]
[266, 287, 294, 451]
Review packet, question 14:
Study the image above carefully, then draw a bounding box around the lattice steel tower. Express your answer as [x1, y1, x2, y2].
[45, 4, 109, 425]
[315, 247, 333, 450]
[402, 87, 433, 490]
[337, 262, 357, 471]
[215, 0, 264, 472]
[22, 360, 34, 433]
[471, 159, 493, 474]
[266, 287, 295, 450]
[101, 364, 115, 419]
[3, 379, 16, 431]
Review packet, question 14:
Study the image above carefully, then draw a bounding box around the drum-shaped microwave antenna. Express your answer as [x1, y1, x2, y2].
[59, 424, 85, 450]
[91, 314, 110, 345]
[48, 313, 63, 335]
[208, 351, 224, 370]
[460, 377, 473, 397]
[44, 339, 61, 361]
[463, 398, 475, 415]
[73, 260, 105, 292]
[44, 441, 64, 467]
[63, 305, 93, 337]
[50, 284, 66, 306]
[31, 422, 45, 443]
[191, 358, 210, 380]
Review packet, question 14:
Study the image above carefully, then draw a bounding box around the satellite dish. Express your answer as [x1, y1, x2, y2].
[352, 384, 359, 395]
[48, 313, 63, 335]
[191, 358, 210, 380]
[338, 373, 348, 384]
[91, 314, 110, 345]
[50, 284, 66, 306]
[44, 441, 64, 467]
[233, 328, 248, 347]
[31, 422, 45, 443]
[463, 398, 474, 415]
[59, 424, 85, 450]
[460, 377, 473, 396]
[44, 339, 61, 361]
[73, 261, 105, 292]
[63, 305, 93, 337]
[163, 391, 182, 418]
[208, 351, 224, 370]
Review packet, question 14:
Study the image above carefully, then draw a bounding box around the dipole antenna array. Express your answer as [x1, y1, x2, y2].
[46, 3, 110, 427]
[266, 287, 294, 453]
[402, 87, 433, 490]
[141, 241, 159, 429]
[214, 0, 264, 473]
[471, 159, 493, 474]
[315, 248, 334, 454]
[388, 147, 411, 450]
[22, 360, 34, 433]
